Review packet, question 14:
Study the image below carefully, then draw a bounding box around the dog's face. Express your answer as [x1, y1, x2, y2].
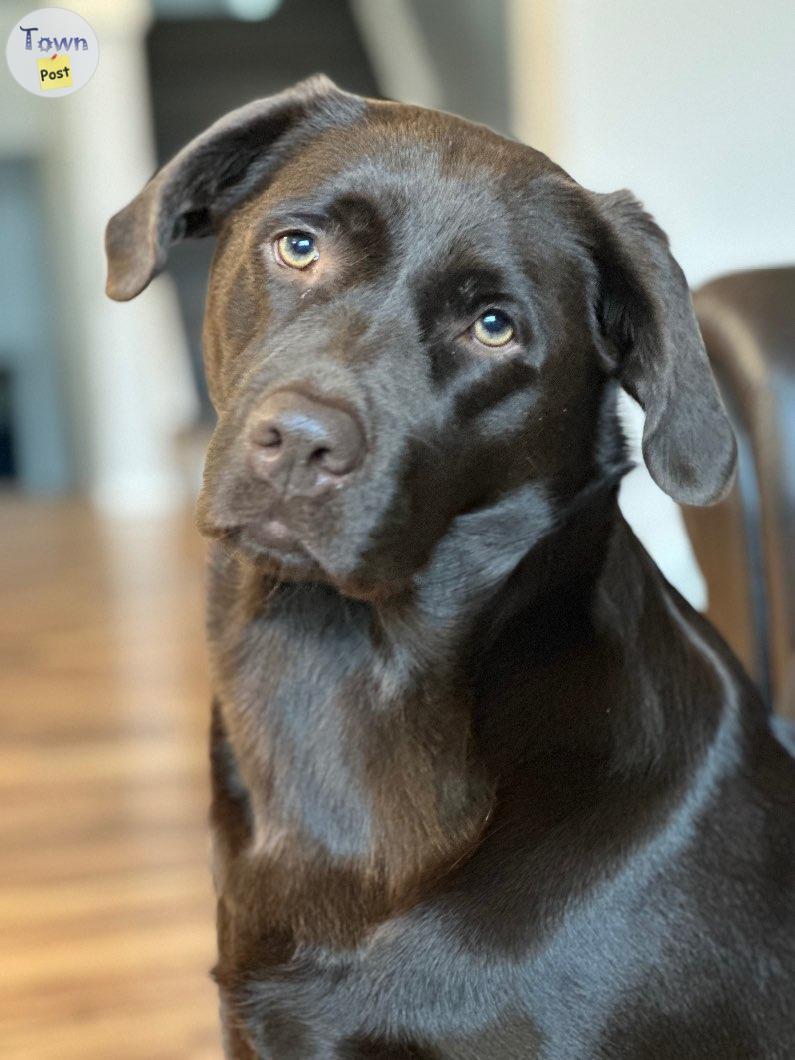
[106, 77, 736, 598]
[196, 108, 608, 594]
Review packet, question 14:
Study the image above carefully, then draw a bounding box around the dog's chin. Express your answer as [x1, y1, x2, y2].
[223, 521, 325, 582]
[208, 520, 407, 603]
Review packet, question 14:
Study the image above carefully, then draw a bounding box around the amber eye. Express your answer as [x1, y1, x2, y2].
[472, 309, 515, 348]
[275, 231, 319, 269]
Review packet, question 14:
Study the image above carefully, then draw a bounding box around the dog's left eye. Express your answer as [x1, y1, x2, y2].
[275, 231, 319, 270]
[472, 309, 515, 348]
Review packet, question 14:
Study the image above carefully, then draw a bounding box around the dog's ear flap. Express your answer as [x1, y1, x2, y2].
[105, 75, 361, 302]
[588, 190, 736, 506]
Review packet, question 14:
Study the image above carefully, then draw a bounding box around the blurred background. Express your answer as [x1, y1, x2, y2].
[1, 1, 793, 1056]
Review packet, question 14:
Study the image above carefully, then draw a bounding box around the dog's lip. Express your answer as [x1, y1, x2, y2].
[197, 505, 303, 552]
[239, 518, 305, 555]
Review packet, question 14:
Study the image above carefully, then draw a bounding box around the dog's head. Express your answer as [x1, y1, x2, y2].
[106, 76, 735, 598]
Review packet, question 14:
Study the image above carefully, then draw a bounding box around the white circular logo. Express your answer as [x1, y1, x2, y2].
[6, 7, 98, 97]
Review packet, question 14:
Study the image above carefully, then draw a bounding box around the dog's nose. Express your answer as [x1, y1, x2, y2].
[246, 390, 364, 496]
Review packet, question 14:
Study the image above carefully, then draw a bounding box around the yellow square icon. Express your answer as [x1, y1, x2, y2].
[37, 54, 73, 92]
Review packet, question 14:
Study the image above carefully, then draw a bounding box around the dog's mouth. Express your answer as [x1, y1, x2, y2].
[196, 490, 320, 571]
[213, 519, 323, 578]
[198, 509, 412, 602]
[239, 517, 303, 555]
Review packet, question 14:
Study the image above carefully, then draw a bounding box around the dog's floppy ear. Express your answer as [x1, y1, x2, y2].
[588, 190, 736, 506]
[105, 75, 362, 302]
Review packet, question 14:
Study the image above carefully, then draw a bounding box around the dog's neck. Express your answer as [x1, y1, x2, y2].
[208, 482, 735, 944]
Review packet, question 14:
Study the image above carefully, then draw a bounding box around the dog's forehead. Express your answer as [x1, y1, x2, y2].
[259, 103, 570, 243]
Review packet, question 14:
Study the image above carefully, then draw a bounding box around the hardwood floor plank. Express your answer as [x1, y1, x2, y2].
[0, 498, 222, 1058]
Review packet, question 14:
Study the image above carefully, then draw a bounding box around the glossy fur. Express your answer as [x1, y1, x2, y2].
[106, 77, 794, 1058]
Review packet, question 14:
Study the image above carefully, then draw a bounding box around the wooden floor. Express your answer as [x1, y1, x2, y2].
[0, 498, 222, 1059]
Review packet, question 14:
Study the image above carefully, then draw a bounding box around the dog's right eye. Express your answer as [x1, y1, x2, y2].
[275, 232, 319, 270]
[472, 309, 515, 348]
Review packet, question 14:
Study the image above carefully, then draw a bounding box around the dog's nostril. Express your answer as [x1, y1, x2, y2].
[315, 442, 359, 477]
[250, 419, 283, 450]
[257, 427, 282, 452]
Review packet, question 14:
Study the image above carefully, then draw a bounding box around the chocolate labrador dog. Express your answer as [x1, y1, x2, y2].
[105, 77, 794, 1058]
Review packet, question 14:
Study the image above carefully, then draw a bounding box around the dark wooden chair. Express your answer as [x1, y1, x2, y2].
[683, 267, 795, 719]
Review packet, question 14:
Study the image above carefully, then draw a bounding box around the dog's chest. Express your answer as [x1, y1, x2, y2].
[211, 583, 493, 909]
[215, 894, 549, 1059]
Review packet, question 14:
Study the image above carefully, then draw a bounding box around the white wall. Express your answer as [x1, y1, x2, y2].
[508, 0, 795, 286]
[1, 0, 198, 515]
